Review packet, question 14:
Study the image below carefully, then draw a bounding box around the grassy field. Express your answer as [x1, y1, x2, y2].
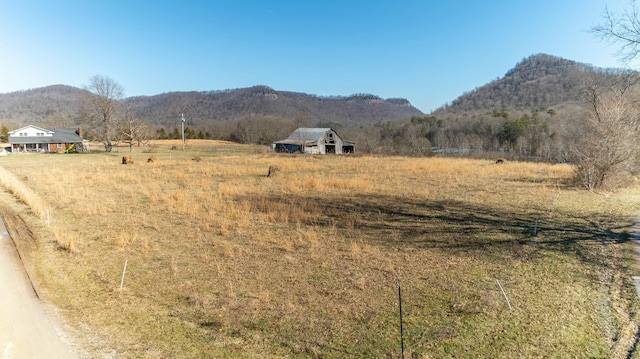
[1, 140, 640, 358]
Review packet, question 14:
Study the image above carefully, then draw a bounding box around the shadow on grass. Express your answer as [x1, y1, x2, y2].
[246, 192, 629, 269]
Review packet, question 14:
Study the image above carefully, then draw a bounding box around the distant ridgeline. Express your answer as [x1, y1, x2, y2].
[124, 86, 422, 127]
[0, 84, 423, 128]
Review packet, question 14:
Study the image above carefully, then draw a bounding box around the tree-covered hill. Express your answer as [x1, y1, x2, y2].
[433, 53, 627, 115]
[399, 53, 639, 167]
[124, 86, 422, 128]
[0, 85, 85, 127]
[0, 84, 423, 128]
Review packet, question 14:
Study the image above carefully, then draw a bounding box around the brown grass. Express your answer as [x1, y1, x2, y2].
[0, 144, 639, 358]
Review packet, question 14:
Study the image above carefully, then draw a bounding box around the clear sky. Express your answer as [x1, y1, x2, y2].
[0, 0, 632, 113]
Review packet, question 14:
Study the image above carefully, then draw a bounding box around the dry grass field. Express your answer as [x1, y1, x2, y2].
[1, 140, 640, 358]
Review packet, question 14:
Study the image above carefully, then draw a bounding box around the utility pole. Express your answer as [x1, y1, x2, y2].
[181, 113, 185, 151]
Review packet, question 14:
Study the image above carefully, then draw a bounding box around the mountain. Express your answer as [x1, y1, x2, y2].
[432, 53, 628, 116]
[0, 85, 85, 125]
[0, 85, 423, 128]
[0, 54, 629, 132]
[416, 54, 636, 163]
[124, 86, 423, 127]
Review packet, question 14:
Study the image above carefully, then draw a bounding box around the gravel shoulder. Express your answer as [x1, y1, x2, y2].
[0, 214, 77, 359]
[0, 187, 114, 359]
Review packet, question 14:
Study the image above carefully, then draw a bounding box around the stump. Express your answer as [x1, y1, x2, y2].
[267, 165, 281, 177]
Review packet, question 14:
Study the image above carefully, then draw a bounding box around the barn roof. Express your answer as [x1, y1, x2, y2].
[273, 127, 355, 148]
[285, 128, 336, 141]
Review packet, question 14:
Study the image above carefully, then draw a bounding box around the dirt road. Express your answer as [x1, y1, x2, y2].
[0, 215, 77, 359]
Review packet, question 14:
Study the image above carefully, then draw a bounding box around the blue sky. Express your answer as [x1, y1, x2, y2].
[0, 0, 632, 113]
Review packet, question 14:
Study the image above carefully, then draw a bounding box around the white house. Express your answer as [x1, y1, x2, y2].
[8, 125, 84, 153]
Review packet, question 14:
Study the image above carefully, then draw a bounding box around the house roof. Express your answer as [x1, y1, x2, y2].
[9, 128, 83, 144]
[8, 125, 53, 135]
[52, 128, 84, 143]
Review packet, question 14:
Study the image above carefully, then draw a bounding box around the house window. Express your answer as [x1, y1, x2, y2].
[37, 132, 44, 136]
[58, 143, 63, 148]
[19, 133, 27, 136]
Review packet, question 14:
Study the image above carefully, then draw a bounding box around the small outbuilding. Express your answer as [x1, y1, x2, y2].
[8, 125, 84, 153]
[272, 128, 355, 154]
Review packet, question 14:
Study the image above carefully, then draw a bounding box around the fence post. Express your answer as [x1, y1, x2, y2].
[120, 259, 128, 289]
[398, 278, 405, 359]
[496, 279, 513, 310]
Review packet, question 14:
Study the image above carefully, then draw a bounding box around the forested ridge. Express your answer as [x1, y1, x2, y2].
[125, 86, 420, 128]
[0, 84, 422, 129]
[400, 53, 634, 164]
[0, 85, 84, 126]
[435, 53, 626, 113]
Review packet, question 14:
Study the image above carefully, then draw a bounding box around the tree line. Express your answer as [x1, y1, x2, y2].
[144, 107, 562, 161]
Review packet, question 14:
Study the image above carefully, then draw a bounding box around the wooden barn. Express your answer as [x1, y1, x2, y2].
[8, 125, 84, 153]
[272, 128, 355, 154]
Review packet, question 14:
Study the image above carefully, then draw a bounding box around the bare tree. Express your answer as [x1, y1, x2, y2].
[232, 115, 293, 145]
[42, 111, 75, 129]
[571, 73, 640, 189]
[118, 108, 151, 153]
[79, 75, 124, 152]
[592, 2, 640, 64]
[576, 4, 640, 189]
